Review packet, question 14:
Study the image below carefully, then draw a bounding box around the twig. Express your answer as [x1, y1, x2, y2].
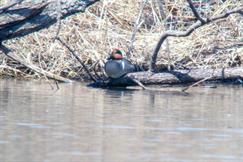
[128, 77, 187, 94]
[209, 7, 243, 21]
[149, 6, 243, 72]
[107, 10, 124, 26]
[127, 0, 147, 56]
[156, 0, 166, 20]
[56, 37, 97, 82]
[130, 77, 148, 90]
[186, 0, 205, 23]
[55, 81, 60, 90]
[54, 0, 62, 40]
[182, 76, 213, 92]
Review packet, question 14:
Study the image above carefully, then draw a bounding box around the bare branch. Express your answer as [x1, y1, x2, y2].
[127, 0, 147, 56]
[130, 78, 148, 90]
[149, 7, 243, 72]
[156, 0, 166, 20]
[209, 6, 243, 22]
[182, 76, 213, 92]
[150, 21, 202, 71]
[56, 37, 97, 82]
[54, 0, 62, 40]
[186, 0, 205, 23]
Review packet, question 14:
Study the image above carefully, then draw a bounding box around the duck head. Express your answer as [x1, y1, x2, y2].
[108, 49, 124, 60]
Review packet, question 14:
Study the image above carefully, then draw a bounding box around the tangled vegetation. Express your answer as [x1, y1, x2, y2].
[0, 0, 242, 81]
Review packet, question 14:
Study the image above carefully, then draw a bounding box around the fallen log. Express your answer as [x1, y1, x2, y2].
[0, 0, 100, 41]
[92, 67, 243, 87]
[0, 0, 100, 82]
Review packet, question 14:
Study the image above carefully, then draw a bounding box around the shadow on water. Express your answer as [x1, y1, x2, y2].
[0, 79, 243, 162]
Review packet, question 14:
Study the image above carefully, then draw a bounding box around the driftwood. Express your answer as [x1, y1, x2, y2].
[95, 67, 243, 87]
[0, 0, 100, 42]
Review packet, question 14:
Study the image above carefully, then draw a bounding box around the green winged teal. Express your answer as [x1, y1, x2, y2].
[104, 49, 136, 79]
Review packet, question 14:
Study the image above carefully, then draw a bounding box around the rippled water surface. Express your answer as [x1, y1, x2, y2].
[0, 79, 243, 162]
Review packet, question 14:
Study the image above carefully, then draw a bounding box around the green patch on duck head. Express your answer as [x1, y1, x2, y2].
[116, 49, 123, 55]
[108, 49, 125, 60]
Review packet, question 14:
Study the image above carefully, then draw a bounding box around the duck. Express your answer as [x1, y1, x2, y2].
[104, 49, 136, 79]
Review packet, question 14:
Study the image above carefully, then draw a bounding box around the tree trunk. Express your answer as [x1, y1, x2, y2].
[105, 67, 243, 86]
[0, 0, 100, 41]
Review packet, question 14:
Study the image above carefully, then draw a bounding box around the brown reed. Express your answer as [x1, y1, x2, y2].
[0, 0, 242, 81]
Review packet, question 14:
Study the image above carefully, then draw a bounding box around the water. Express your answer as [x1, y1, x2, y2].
[0, 79, 243, 162]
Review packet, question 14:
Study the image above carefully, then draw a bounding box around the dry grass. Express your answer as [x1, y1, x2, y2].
[0, 0, 242, 80]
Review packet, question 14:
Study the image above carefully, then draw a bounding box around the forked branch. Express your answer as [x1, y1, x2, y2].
[149, 3, 243, 72]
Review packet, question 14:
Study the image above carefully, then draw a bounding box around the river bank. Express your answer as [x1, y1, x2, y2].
[0, 0, 242, 81]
